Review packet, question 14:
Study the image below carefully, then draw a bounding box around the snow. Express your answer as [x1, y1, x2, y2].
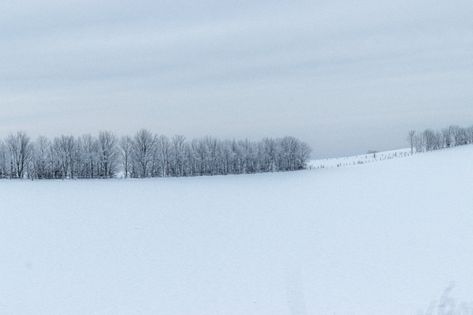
[309, 148, 412, 169]
[1, 145, 473, 314]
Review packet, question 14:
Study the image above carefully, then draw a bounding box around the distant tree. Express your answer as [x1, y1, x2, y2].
[449, 125, 468, 146]
[0, 141, 9, 178]
[98, 131, 118, 178]
[423, 129, 437, 151]
[31, 136, 52, 179]
[467, 126, 473, 144]
[53, 135, 76, 179]
[78, 134, 99, 178]
[6, 132, 32, 178]
[408, 130, 416, 154]
[156, 135, 171, 177]
[170, 135, 186, 177]
[414, 133, 425, 152]
[407, 123, 473, 154]
[0, 130, 312, 180]
[131, 129, 156, 178]
[119, 136, 133, 178]
[441, 128, 452, 148]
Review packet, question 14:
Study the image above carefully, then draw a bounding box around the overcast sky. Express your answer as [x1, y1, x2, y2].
[1, 0, 472, 157]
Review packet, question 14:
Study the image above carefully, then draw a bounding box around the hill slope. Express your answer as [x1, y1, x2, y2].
[1, 146, 473, 314]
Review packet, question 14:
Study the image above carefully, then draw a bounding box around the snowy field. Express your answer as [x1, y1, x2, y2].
[309, 148, 412, 169]
[1, 146, 473, 314]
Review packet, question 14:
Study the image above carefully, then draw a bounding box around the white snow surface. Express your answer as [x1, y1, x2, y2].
[2, 145, 473, 315]
[309, 148, 412, 169]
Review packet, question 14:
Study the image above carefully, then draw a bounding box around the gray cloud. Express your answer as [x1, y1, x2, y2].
[1, 0, 472, 157]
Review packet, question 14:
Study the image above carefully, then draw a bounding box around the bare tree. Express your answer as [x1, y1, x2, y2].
[156, 135, 171, 177]
[0, 130, 312, 179]
[0, 141, 8, 178]
[441, 128, 452, 148]
[53, 135, 76, 179]
[408, 130, 416, 154]
[6, 132, 32, 178]
[98, 131, 118, 178]
[131, 129, 156, 178]
[119, 136, 133, 178]
[32, 136, 52, 179]
[170, 135, 186, 177]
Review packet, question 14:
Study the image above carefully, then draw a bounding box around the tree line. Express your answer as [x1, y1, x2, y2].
[0, 130, 311, 179]
[408, 124, 473, 153]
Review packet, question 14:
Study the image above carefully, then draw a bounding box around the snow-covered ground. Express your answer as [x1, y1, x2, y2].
[309, 148, 412, 169]
[1, 146, 473, 315]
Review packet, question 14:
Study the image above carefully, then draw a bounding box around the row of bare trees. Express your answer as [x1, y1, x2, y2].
[0, 130, 311, 179]
[408, 125, 473, 154]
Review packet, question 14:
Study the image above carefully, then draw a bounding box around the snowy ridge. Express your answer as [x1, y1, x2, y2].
[309, 148, 412, 169]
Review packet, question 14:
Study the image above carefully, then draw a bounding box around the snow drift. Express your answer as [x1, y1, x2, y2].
[1, 145, 473, 314]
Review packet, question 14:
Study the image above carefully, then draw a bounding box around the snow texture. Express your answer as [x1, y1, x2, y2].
[1, 145, 473, 314]
[309, 148, 412, 169]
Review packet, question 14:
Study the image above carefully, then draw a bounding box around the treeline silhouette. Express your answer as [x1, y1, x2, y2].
[0, 130, 311, 179]
[407, 124, 473, 153]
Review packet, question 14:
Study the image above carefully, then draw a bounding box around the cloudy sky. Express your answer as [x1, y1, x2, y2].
[1, 0, 472, 157]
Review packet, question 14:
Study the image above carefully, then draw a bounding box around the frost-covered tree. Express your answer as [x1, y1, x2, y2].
[131, 129, 156, 178]
[98, 131, 118, 178]
[408, 123, 473, 153]
[441, 128, 452, 148]
[31, 136, 52, 179]
[53, 135, 76, 179]
[0, 131, 312, 179]
[77, 134, 99, 179]
[119, 136, 133, 178]
[467, 126, 473, 144]
[408, 130, 416, 154]
[156, 135, 171, 177]
[0, 141, 10, 178]
[169, 135, 186, 177]
[423, 129, 437, 151]
[6, 132, 32, 178]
